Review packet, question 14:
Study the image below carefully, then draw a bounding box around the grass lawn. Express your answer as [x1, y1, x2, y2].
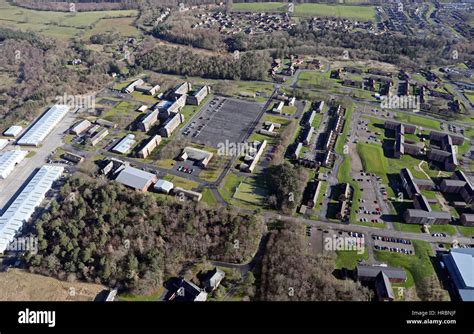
[394, 113, 441, 130]
[294, 4, 376, 21]
[296, 71, 336, 91]
[201, 188, 218, 206]
[429, 225, 457, 236]
[163, 174, 199, 190]
[119, 288, 164, 301]
[457, 226, 474, 237]
[101, 100, 139, 128]
[219, 172, 243, 203]
[335, 249, 369, 270]
[357, 143, 388, 182]
[233, 181, 268, 205]
[374, 240, 436, 289]
[393, 222, 422, 233]
[156, 159, 175, 169]
[314, 181, 328, 211]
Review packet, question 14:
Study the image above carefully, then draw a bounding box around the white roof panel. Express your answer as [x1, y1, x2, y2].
[4, 125, 23, 137]
[17, 105, 69, 146]
[0, 150, 28, 179]
[0, 165, 63, 253]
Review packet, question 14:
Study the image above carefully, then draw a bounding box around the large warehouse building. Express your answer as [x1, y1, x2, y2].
[0, 165, 64, 253]
[17, 104, 70, 147]
[0, 150, 28, 179]
[442, 248, 474, 301]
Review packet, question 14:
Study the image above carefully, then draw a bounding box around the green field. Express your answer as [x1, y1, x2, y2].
[233, 181, 268, 205]
[201, 187, 218, 206]
[294, 4, 376, 21]
[357, 143, 388, 180]
[163, 174, 200, 190]
[335, 249, 368, 270]
[0, 0, 138, 40]
[232, 2, 376, 21]
[394, 113, 441, 130]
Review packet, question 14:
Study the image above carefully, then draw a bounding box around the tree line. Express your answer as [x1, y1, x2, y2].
[258, 220, 372, 301]
[24, 176, 263, 295]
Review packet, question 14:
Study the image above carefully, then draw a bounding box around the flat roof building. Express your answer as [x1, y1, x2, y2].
[0, 165, 64, 253]
[179, 146, 213, 168]
[3, 125, 23, 138]
[403, 209, 451, 225]
[0, 150, 28, 179]
[154, 179, 174, 194]
[460, 213, 474, 227]
[442, 248, 474, 301]
[112, 134, 136, 155]
[17, 104, 70, 147]
[115, 166, 157, 192]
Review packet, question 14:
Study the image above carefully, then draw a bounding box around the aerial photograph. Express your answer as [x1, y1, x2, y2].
[0, 0, 473, 330]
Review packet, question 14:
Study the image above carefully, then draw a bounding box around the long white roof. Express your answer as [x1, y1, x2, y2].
[0, 150, 28, 179]
[0, 165, 64, 253]
[17, 105, 70, 146]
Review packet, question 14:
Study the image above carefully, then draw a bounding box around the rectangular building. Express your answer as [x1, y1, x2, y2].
[403, 209, 451, 225]
[159, 113, 184, 137]
[70, 119, 91, 135]
[187, 86, 210, 105]
[112, 134, 136, 155]
[3, 125, 23, 138]
[139, 109, 159, 132]
[115, 166, 157, 192]
[137, 135, 162, 159]
[400, 168, 420, 199]
[123, 79, 145, 94]
[0, 150, 28, 179]
[17, 105, 70, 147]
[88, 128, 109, 146]
[0, 165, 64, 253]
[179, 146, 213, 168]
